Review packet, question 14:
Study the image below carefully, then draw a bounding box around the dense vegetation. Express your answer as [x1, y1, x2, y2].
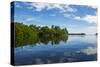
[14, 22, 68, 47]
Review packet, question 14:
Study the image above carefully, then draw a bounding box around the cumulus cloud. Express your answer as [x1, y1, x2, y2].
[47, 3, 64, 10]
[63, 5, 77, 12]
[74, 16, 81, 20]
[74, 15, 97, 24]
[29, 2, 77, 12]
[30, 3, 47, 11]
[82, 15, 97, 23]
[81, 47, 97, 55]
[90, 6, 97, 9]
[87, 5, 97, 9]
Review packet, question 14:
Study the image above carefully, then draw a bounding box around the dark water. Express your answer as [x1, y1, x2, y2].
[14, 35, 97, 65]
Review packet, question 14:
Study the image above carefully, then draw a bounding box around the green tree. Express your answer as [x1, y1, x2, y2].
[14, 22, 68, 47]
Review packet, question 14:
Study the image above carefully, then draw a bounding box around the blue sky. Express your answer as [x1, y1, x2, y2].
[11, 1, 97, 34]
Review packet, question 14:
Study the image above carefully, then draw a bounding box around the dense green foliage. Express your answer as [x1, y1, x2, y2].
[14, 22, 68, 47]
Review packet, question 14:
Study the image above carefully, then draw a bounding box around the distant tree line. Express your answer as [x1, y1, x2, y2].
[68, 33, 85, 35]
[14, 22, 68, 47]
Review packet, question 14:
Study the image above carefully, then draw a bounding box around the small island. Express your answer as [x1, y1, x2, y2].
[68, 33, 86, 35]
[96, 33, 98, 35]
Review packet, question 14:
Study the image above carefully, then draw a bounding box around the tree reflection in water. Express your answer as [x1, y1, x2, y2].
[14, 35, 68, 48]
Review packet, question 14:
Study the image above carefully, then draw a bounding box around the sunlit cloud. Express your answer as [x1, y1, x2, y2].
[28, 2, 77, 13]
[74, 15, 97, 24]
[87, 5, 97, 9]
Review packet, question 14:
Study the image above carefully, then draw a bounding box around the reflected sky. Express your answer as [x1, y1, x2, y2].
[14, 35, 97, 65]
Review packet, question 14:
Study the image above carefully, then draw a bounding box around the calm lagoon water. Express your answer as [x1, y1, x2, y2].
[14, 35, 97, 65]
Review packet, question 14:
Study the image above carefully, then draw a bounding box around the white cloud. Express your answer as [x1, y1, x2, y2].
[25, 17, 38, 22]
[63, 14, 71, 18]
[90, 6, 97, 9]
[47, 4, 64, 10]
[74, 15, 97, 24]
[26, 18, 33, 22]
[30, 3, 47, 11]
[51, 14, 56, 16]
[82, 47, 97, 55]
[63, 13, 75, 18]
[87, 5, 97, 9]
[64, 5, 77, 12]
[29, 2, 77, 12]
[74, 16, 81, 20]
[83, 15, 97, 23]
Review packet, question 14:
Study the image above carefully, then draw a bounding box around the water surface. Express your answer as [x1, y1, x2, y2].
[14, 35, 97, 65]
